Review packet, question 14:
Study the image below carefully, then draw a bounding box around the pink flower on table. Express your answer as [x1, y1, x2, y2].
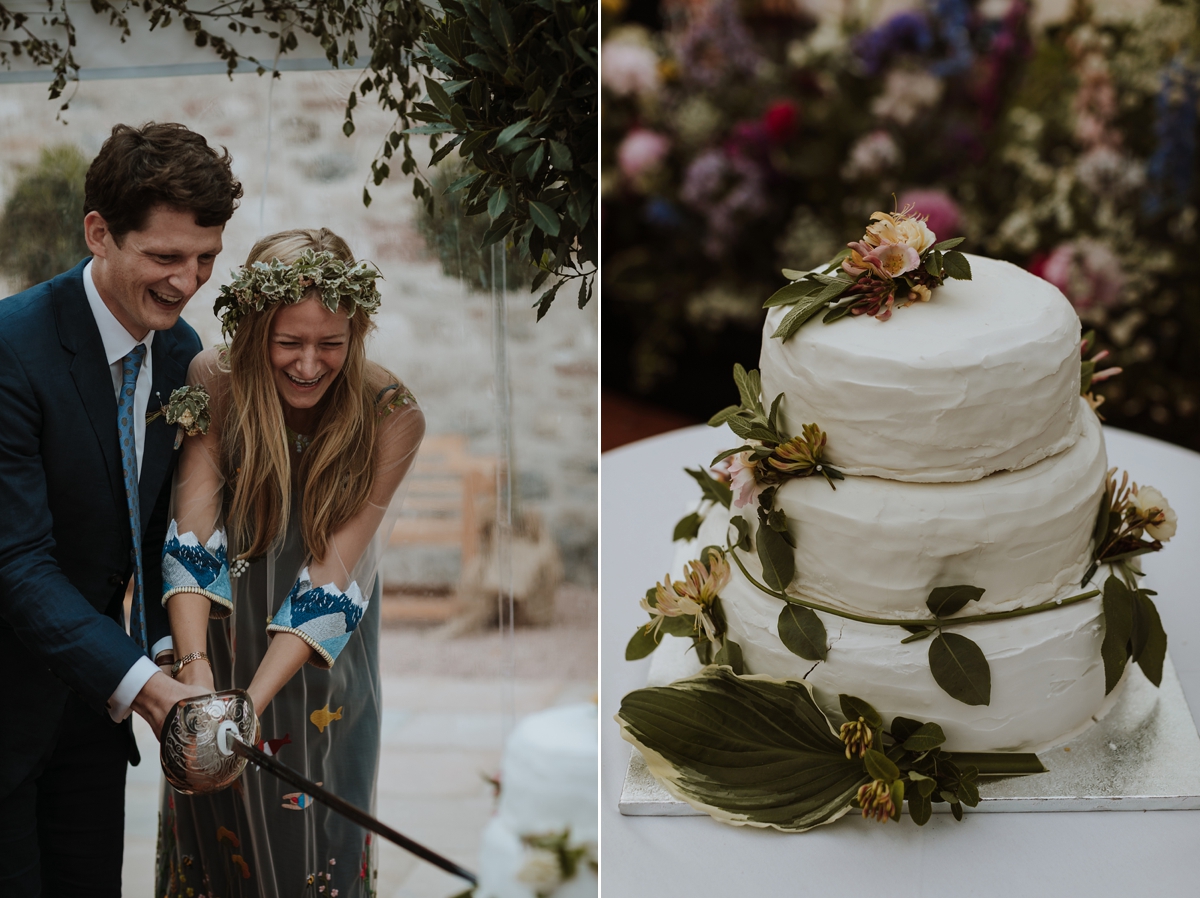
[617, 128, 671, 186]
[896, 189, 961, 241]
[727, 451, 762, 508]
[1039, 239, 1124, 311]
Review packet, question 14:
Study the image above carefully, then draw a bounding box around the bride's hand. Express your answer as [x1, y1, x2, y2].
[176, 658, 216, 693]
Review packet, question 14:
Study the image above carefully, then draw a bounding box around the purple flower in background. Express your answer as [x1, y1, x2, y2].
[897, 189, 962, 240]
[853, 11, 933, 77]
[673, 0, 762, 89]
[680, 148, 768, 257]
[1144, 58, 1199, 218]
[1039, 239, 1125, 312]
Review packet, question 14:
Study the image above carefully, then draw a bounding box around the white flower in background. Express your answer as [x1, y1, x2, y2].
[516, 848, 564, 894]
[786, 18, 847, 68]
[841, 130, 901, 181]
[1075, 146, 1145, 196]
[871, 69, 944, 126]
[601, 29, 662, 98]
[1132, 485, 1177, 542]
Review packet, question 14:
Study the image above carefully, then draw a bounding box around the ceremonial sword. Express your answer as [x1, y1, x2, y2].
[229, 738, 478, 884]
[160, 690, 477, 885]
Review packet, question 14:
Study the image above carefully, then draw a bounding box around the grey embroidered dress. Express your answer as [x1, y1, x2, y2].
[155, 348, 424, 898]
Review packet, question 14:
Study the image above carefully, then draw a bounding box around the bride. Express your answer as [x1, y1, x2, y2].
[156, 228, 425, 898]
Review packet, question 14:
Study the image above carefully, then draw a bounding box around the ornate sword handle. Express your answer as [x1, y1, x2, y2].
[160, 688, 260, 795]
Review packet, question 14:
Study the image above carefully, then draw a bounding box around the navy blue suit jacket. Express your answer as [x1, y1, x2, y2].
[0, 259, 202, 797]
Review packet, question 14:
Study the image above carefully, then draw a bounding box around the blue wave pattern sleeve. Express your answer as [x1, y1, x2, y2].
[161, 520, 233, 617]
[266, 566, 367, 667]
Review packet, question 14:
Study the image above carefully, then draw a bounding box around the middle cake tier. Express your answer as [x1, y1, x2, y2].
[718, 396, 1106, 617]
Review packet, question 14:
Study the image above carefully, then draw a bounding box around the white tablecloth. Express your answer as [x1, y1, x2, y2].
[601, 425, 1200, 897]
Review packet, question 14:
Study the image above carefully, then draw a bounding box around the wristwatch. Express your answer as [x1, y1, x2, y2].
[172, 651, 211, 678]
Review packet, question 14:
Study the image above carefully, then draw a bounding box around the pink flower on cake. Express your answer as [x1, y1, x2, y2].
[1131, 485, 1177, 542]
[863, 209, 936, 254]
[727, 450, 763, 508]
[845, 241, 921, 279]
[641, 554, 731, 643]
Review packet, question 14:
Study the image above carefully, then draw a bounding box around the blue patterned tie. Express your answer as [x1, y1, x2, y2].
[119, 343, 148, 652]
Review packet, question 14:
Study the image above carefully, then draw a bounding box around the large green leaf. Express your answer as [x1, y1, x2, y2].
[626, 625, 660, 661]
[926, 585, 985, 618]
[942, 251, 972, 280]
[756, 525, 795, 592]
[771, 291, 833, 341]
[928, 633, 991, 706]
[616, 667, 868, 831]
[1133, 590, 1167, 687]
[672, 511, 702, 542]
[777, 604, 827, 661]
[901, 722, 946, 752]
[1101, 575, 1134, 694]
[763, 279, 823, 309]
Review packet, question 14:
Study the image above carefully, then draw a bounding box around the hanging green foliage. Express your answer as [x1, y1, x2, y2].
[0, 144, 88, 290]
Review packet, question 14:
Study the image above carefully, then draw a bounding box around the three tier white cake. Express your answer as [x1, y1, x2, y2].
[686, 255, 1111, 752]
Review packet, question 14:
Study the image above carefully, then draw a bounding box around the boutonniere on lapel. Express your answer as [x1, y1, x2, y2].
[147, 385, 212, 449]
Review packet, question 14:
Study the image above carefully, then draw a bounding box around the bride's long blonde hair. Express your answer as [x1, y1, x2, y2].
[222, 228, 385, 563]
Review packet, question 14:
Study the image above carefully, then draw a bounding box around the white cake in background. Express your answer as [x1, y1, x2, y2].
[476, 703, 597, 898]
[677, 253, 1118, 752]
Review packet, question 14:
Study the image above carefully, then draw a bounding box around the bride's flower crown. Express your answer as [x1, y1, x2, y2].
[214, 249, 383, 339]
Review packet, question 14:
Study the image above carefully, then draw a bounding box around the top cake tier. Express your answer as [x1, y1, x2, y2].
[759, 254, 1082, 483]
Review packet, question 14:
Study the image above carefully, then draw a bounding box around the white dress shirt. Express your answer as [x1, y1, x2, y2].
[83, 261, 174, 721]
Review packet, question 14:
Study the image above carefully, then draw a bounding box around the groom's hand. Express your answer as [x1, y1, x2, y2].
[131, 671, 211, 740]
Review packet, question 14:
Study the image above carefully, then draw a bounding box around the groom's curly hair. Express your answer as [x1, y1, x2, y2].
[84, 122, 243, 239]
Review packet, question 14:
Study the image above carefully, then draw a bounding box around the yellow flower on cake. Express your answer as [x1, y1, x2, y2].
[1131, 485, 1177, 542]
[641, 554, 730, 643]
[863, 209, 936, 254]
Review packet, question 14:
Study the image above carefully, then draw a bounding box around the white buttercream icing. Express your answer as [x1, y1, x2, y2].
[759, 255, 1082, 482]
[721, 398, 1106, 616]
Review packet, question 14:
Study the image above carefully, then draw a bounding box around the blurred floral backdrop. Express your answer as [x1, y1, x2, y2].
[601, 0, 1200, 448]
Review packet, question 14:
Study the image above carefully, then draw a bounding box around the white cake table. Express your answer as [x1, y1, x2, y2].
[602, 424, 1200, 897]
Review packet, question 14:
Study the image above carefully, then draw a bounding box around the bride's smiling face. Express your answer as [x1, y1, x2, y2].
[269, 295, 351, 415]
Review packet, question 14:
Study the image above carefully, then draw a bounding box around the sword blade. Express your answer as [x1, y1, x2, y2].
[230, 738, 477, 884]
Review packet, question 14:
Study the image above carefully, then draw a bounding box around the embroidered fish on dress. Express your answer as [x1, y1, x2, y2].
[256, 733, 292, 757]
[310, 704, 343, 733]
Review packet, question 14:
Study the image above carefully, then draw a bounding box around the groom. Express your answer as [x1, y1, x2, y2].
[0, 123, 243, 895]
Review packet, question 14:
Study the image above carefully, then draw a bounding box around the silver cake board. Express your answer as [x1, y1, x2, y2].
[619, 635, 1200, 815]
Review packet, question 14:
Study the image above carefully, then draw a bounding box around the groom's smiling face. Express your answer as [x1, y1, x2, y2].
[85, 204, 225, 340]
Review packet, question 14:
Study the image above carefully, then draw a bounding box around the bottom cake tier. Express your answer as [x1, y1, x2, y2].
[682, 510, 1111, 753]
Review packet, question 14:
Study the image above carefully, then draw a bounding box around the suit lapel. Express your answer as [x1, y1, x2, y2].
[53, 262, 123, 511]
[140, 329, 188, 525]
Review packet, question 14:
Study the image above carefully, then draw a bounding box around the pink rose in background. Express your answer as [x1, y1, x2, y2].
[897, 188, 962, 241]
[1038, 239, 1125, 311]
[617, 128, 671, 186]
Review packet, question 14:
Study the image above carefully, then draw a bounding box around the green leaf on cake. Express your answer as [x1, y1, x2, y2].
[756, 523, 795, 591]
[685, 467, 733, 510]
[925, 251, 943, 278]
[714, 638, 745, 674]
[673, 511, 703, 542]
[733, 364, 764, 415]
[1100, 575, 1134, 694]
[822, 303, 855, 324]
[616, 667, 868, 832]
[908, 788, 933, 825]
[932, 237, 965, 251]
[763, 279, 824, 309]
[926, 585, 986, 617]
[626, 625, 660, 661]
[838, 695, 883, 730]
[711, 444, 754, 466]
[901, 722, 947, 753]
[1132, 589, 1167, 687]
[730, 515, 752, 551]
[777, 604, 828, 661]
[821, 248, 852, 273]
[768, 393, 784, 434]
[863, 748, 899, 783]
[772, 291, 831, 341]
[900, 626, 935, 643]
[888, 715, 923, 743]
[708, 405, 742, 428]
[942, 251, 972, 280]
[928, 633, 992, 706]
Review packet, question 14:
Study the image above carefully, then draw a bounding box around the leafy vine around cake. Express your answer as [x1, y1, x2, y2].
[617, 667, 1046, 832]
[765, 207, 973, 341]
